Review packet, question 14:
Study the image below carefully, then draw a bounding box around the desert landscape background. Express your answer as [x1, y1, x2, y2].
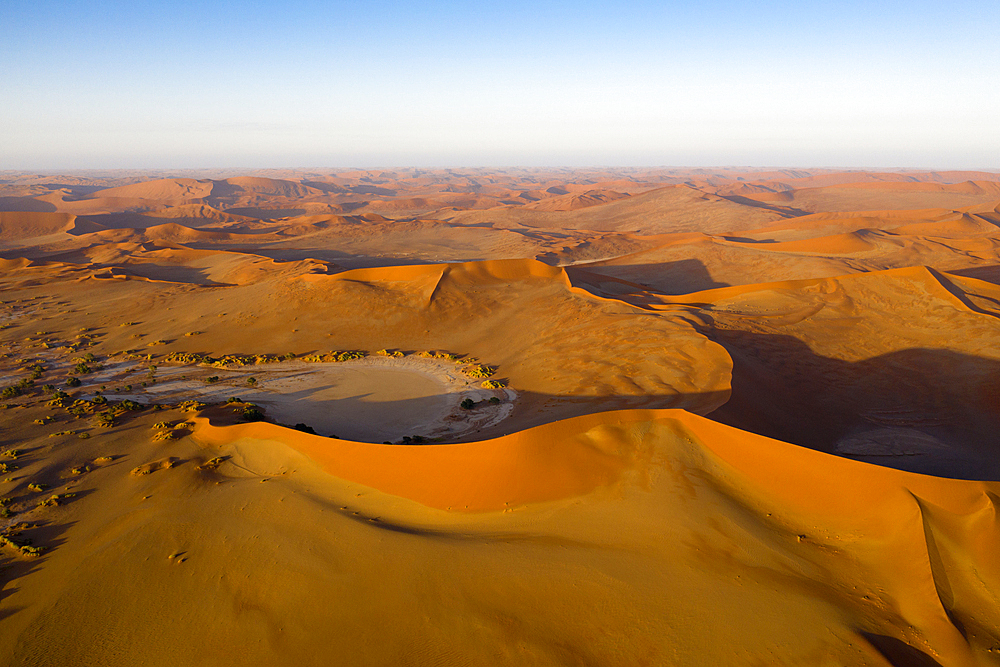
[1, 166, 1000, 665]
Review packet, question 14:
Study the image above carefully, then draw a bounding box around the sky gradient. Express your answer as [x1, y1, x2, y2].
[2, 0, 998, 169]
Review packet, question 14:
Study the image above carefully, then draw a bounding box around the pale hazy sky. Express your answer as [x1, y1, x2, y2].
[2, 0, 998, 169]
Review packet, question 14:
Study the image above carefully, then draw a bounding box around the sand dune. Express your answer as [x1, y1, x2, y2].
[1, 404, 996, 665]
[440, 184, 791, 234]
[742, 181, 1000, 213]
[0, 211, 77, 241]
[87, 177, 216, 201]
[3, 167, 1000, 666]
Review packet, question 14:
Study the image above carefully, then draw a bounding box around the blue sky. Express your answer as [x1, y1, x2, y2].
[2, 0, 998, 169]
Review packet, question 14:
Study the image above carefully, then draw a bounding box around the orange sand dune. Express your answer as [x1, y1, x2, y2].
[441, 184, 789, 234]
[722, 229, 879, 255]
[216, 176, 327, 199]
[5, 405, 979, 665]
[522, 189, 630, 211]
[75, 205, 260, 231]
[87, 177, 216, 201]
[0, 211, 77, 241]
[744, 182, 1000, 213]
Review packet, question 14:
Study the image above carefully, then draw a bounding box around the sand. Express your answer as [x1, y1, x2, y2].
[3, 166, 1000, 666]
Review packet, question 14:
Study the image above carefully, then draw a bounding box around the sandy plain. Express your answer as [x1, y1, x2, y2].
[2, 167, 1000, 665]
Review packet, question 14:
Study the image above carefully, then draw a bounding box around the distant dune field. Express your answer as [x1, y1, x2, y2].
[2, 167, 1000, 666]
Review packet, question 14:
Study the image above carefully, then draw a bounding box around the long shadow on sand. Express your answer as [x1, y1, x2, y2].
[702, 330, 1000, 481]
[577, 258, 729, 295]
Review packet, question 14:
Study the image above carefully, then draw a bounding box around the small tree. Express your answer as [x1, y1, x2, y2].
[460, 398, 475, 410]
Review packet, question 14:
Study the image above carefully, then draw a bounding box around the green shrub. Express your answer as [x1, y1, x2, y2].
[241, 405, 264, 422]
[489, 396, 501, 405]
[460, 398, 475, 410]
[65, 377, 81, 387]
[0, 386, 21, 399]
[94, 411, 116, 428]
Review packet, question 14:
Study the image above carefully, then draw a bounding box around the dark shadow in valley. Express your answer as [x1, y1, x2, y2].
[859, 632, 945, 667]
[574, 258, 730, 295]
[220, 208, 309, 220]
[716, 193, 813, 217]
[700, 329, 1000, 481]
[0, 198, 57, 213]
[947, 264, 1000, 287]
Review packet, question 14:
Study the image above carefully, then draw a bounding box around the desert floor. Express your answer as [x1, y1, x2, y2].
[2, 167, 1000, 665]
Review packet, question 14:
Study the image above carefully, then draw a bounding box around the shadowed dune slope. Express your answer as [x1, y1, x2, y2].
[0, 211, 77, 240]
[646, 266, 1000, 479]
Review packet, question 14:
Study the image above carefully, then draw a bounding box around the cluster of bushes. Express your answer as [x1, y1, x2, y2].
[94, 410, 117, 428]
[1, 384, 24, 399]
[1, 376, 36, 398]
[462, 396, 502, 410]
[463, 364, 496, 379]
[375, 349, 404, 358]
[301, 350, 366, 363]
[210, 353, 291, 368]
[69, 353, 98, 375]
[481, 379, 506, 389]
[163, 352, 207, 364]
[419, 351, 462, 361]
[240, 404, 264, 422]
[0, 531, 46, 557]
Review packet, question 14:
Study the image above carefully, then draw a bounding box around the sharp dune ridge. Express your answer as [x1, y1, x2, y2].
[3, 167, 1000, 666]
